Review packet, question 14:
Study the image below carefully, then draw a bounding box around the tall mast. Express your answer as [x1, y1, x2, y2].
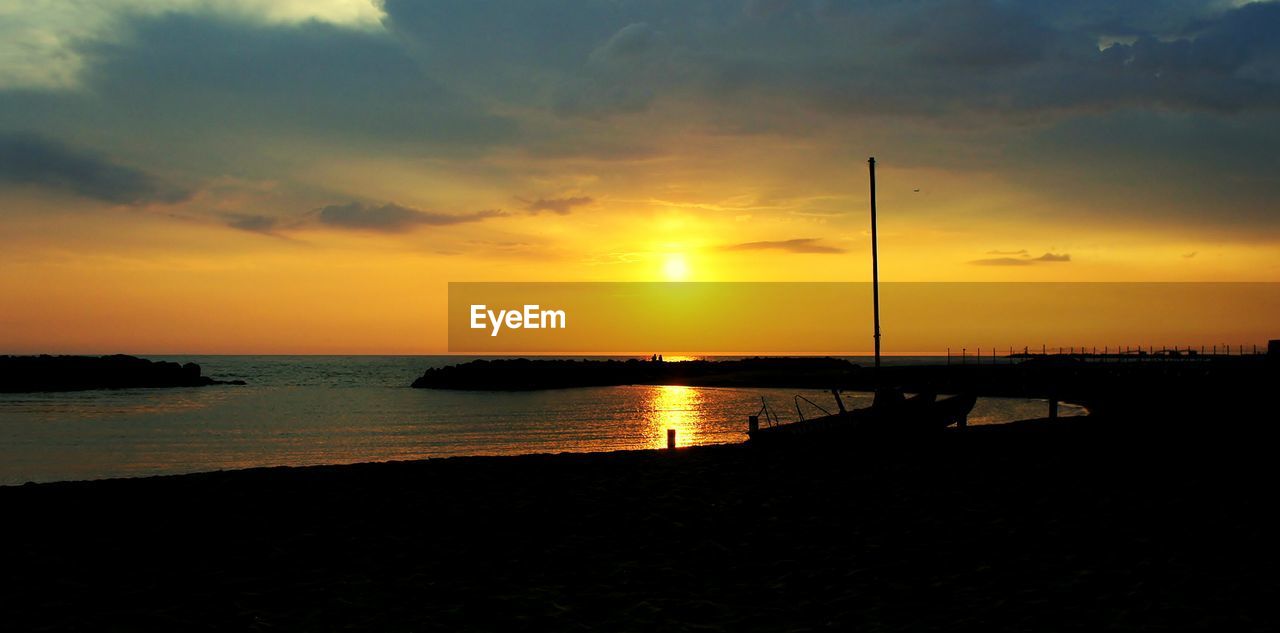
[869, 157, 881, 370]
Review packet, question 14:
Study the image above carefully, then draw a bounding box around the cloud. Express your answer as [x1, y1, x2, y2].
[525, 196, 594, 214]
[0, 0, 384, 90]
[972, 251, 1071, 265]
[1005, 109, 1280, 228]
[223, 203, 506, 235]
[381, 0, 1280, 123]
[986, 249, 1029, 256]
[224, 213, 280, 234]
[0, 133, 189, 205]
[552, 22, 668, 118]
[902, 2, 1052, 69]
[970, 257, 1034, 266]
[314, 202, 504, 232]
[590, 22, 657, 62]
[722, 238, 846, 254]
[8, 12, 517, 156]
[1183, 251, 1198, 258]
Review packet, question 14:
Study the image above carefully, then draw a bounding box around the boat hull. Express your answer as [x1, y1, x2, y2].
[748, 393, 977, 443]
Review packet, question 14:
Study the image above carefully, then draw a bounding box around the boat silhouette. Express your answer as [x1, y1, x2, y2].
[747, 158, 977, 443]
[749, 388, 977, 443]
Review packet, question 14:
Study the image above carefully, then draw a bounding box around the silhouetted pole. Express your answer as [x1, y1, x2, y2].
[869, 157, 881, 370]
[667, 429, 676, 449]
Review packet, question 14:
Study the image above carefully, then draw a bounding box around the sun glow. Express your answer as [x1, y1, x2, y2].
[663, 254, 689, 281]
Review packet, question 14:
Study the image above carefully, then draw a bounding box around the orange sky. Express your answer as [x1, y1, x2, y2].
[2, 1, 1279, 353]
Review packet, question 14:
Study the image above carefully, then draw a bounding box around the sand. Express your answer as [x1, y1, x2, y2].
[3, 416, 1276, 631]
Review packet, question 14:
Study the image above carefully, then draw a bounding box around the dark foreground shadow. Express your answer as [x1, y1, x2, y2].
[2, 410, 1277, 631]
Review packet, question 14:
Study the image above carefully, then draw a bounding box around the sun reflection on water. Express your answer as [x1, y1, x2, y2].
[643, 385, 706, 449]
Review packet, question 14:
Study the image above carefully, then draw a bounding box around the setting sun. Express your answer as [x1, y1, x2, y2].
[663, 254, 690, 281]
[2, 2, 1277, 629]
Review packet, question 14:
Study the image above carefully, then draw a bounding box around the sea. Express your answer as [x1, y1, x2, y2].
[0, 356, 1085, 485]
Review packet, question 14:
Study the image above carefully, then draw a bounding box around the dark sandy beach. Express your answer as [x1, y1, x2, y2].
[3, 413, 1276, 632]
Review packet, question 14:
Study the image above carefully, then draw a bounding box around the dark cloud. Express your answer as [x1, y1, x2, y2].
[0, 133, 188, 205]
[7, 2, 1278, 147]
[1032, 1, 1231, 36]
[972, 251, 1071, 265]
[7, 13, 517, 171]
[723, 238, 846, 254]
[552, 22, 667, 118]
[591, 22, 657, 62]
[224, 214, 280, 234]
[525, 196, 594, 214]
[971, 257, 1033, 266]
[900, 2, 1052, 69]
[986, 249, 1029, 256]
[1005, 110, 1280, 229]
[315, 202, 504, 232]
[1079, 3, 1280, 113]
[381, 0, 1280, 121]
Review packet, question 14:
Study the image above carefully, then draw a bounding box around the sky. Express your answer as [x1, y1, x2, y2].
[1, 0, 1278, 353]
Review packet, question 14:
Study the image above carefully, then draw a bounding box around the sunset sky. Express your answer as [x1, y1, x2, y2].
[2, 1, 1278, 353]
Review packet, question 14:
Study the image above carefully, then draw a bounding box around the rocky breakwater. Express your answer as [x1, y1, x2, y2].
[0, 354, 246, 392]
[411, 357, 858, 390]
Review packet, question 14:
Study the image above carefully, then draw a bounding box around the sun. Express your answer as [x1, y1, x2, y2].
[663, 254, 689, 281]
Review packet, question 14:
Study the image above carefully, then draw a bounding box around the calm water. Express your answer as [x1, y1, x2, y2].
[0, 356, 1083, 485]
